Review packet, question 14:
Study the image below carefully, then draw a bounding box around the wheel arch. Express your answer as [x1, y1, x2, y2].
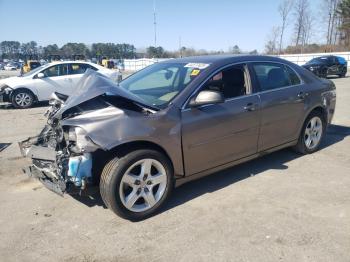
[10, 87, 39, 102]
[298, 105, 328, 137]
[307, 105, 328, 123]
[92, 140, 178, 181]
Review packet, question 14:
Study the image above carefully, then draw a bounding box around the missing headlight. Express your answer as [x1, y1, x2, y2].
[65, 126, 99, 153]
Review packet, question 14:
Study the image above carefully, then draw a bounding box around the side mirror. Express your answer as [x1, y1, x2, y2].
[37, 72, 45, 79]
[189, 90, 224, 107]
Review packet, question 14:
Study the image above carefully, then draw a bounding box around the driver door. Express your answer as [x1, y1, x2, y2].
[181, 64, 261, 175]
[33, 64, 71, 100]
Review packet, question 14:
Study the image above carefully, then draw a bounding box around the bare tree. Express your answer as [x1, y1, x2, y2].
[301, 12, 314, 53]
[265, 27, 281, 55]
[293, 0, 310, 47]
[324, 0, 340, 47]
[278, 0, 294, 54]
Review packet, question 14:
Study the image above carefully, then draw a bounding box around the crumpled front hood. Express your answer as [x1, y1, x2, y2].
[54, 70, 148, 119]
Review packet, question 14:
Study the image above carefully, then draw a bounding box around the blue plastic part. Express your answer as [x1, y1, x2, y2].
[67, 153, 92, 186]
[337, 56, 347, 66]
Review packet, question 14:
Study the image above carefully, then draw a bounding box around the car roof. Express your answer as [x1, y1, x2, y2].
[50, 60, 91, 64]
[317, 55, 336, 59]
[44, 60, 99, 67]
[162, 55, 290, 65]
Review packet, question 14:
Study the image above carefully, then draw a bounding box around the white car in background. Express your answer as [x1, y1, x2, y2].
[4, 63, 17, 71]
[0, 61, 120, 108]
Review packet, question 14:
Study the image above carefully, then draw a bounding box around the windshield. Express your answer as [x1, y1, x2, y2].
[21, 64, 47, 77]
[119, 62, 205, 107]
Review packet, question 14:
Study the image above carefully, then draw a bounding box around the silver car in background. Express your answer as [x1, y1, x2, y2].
[20, 55, 336, 220]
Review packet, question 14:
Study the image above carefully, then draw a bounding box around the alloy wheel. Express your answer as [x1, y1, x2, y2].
[304, 116, 323, 150]
[119, 158, 167, 212]
[15, 92, 32, 107]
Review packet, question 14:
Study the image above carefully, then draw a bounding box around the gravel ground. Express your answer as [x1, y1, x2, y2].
[0, 69, 20, 79]
[0, 74, 349, 262]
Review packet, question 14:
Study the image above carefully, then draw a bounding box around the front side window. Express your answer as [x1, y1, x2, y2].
[120, 62, 203, 107]
[42, 64, 69, 77]
[202, 64, 248, 99]
[252, 62, 301, 91]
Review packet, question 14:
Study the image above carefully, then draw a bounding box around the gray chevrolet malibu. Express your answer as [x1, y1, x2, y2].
[20, 55, 336, 220]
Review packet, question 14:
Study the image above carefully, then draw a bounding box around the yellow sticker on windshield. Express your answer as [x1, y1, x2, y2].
[190, 69, 200, 76]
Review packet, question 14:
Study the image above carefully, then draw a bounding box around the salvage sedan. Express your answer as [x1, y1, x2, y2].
[19, 55, 336, 220]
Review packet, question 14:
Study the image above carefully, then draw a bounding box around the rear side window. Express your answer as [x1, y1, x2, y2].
[69, 63, 97, 75]
[252, 62, 301, 91]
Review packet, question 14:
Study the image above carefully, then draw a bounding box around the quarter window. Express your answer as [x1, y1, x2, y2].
[252, 62, 301, 91]
[285, 65, 301, 85]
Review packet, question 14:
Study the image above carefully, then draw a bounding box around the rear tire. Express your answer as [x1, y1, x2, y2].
[100, 149, 174, 221]
[293, 111, 326, 154]
[11, 89, 34, 109]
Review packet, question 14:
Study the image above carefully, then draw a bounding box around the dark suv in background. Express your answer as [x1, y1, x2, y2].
[302, 55, 347, 78]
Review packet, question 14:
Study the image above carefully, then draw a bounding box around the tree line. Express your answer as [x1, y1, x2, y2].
[266, 0, 350, 55]
[0, 41, 138, 60]
[0, 40, 259, 61]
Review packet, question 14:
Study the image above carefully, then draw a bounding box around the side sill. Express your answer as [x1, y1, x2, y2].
[175, 140, 297, 187]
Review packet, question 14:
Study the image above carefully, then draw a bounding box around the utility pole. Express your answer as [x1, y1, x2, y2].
[153, 0, 157, 47]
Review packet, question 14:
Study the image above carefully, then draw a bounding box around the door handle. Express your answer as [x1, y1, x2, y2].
[244, 103, 257, 111]
[297, 92, 308, 99]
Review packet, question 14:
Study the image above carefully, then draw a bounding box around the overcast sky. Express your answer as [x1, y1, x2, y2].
[0, 0, 324, 52]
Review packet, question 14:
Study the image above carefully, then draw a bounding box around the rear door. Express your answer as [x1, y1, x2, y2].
[181, 63, 261, 175]
[250, 62, 306, 151]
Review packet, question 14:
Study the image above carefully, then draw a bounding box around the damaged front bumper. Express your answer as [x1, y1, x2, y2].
[22, 165, 67, 196]
[19, 134, 93, 196]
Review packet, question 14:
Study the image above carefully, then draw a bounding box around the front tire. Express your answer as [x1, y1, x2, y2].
[294, 111, 325, 154]
[11, 89, 34, 109]
[100, 149, 174, 221]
